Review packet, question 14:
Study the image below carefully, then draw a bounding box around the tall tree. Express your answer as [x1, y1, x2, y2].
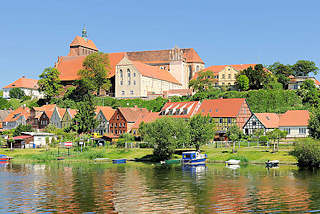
[296, 79, 320, 108]
[188, 114, 215, 150]
[9, 88, 25, 99]
[72, 95, 98, 134]
[292, 60, 319, 76]
[38, 67, 63, 101]
[239, 64, 269, 90]
[268, 62, 292, 89]
[13, 124, 33, 137]
[78, 52, 112, 96]
[143, 117, 190, 161]
[235, 75, 249, 91]
[308, 108, 320, 139]
[189, 70, 217, 92]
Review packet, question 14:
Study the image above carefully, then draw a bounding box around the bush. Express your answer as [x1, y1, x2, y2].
[291, 139, 320, 168]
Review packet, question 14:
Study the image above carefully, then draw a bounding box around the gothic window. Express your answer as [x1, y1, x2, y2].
[127, 69, 131, 78]
[120, 69, 123, 78]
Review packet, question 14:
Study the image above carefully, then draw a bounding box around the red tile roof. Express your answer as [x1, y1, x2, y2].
[132, 112, 160, 129]
[56, 52, 125, 81]
[255, 113, 280, 129]
[118, 107, 149, 122]
[131, 60, 181, 85]
[13, 135, 33, 140]
[69, 36, 98, 51]
[3, 106, 30, 122]
[160, 101, 200, 118]
[197, 98, 246, 118]
[3, 77, 38, 89]
[279, 110, 310, 127]
[96, 106, 116, 121]
[163, 89, 193, 97]
[33, 104, 56, 112]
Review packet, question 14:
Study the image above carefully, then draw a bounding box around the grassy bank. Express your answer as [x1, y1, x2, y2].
[0, 145, 297, 164]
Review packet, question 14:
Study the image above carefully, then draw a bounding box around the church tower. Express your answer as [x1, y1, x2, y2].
[68, 26, 98, 56]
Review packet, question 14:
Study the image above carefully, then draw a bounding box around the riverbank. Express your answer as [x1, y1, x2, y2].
[0, 146, 297, 164]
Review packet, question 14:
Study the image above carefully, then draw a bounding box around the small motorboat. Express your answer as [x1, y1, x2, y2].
[225, 159, 240, 165]
[182, 151, 207, 166]
[0, 154, 12, 161]
[226, 164, 240, 170]
[112, 159, 127, 164]
[160, 159, 181, 165]
[265, 160, 279, 168]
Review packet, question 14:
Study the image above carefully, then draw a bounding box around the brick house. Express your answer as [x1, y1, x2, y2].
[109, 106, 149, 136]
[94, 106, 116, 136]
[27, 104, 56, 129]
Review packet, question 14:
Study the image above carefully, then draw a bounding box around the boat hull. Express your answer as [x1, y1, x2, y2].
[112, 159, 126, 164]
[182, 158, 206, 165]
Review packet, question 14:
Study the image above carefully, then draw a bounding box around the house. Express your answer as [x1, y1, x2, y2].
[115, 56, 182, 98]
[50, 107, 66, 128]
[243, 110, 310, 138]
[288, 76, 320, 89]
[95, 106, 116, 136]
[197, 98, 252, 132]
[159, 101, 201, 119]
[192, 64, 267, 87]
[130, 112, 160, 136]
[2, 106, 30, 129]
[21, 132, 55, 148]
[9, 135, 34, 149]
[3, 76, 44, 99]
[243, 113, 280, 135]
[61, 108, 77, 129]
[27, 104, 56, 129]
[55, 29, 204, 96]
[109, 106, 149, 136]
[0, 110, 11, 131]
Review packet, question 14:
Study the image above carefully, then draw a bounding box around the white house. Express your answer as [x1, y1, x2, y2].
[21, 132, 55, 148]
[3, 77, 44, 99]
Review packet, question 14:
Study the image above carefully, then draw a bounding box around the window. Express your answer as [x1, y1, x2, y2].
[123, 123, 125, 127]
[134, 80, 136, 85]
[284, 128, 291, 134]
[227, 118, 232, 124]
[120, 69, 123, 78]
[299, 128, 306, 134]
[119, 123, 121, 128]
[117, 115, 119, 120]
[219, 118, 223, 123]
[121, 91, 125, 95]
[110, 123, 113, 127]
[294, 84, 299, 89]
[128, 80, 131, 85]
[228, 74, 231, 79]
[120, 81, 123, 86]
[134, 73, 136, 77]
[222, 74, 225, 79]
[115, 130, 118, 134]
[130, 90, 134, 95]
[252, 121, 256, 126]
[115, 123, 117, 128]
[127, 69, 131, 78]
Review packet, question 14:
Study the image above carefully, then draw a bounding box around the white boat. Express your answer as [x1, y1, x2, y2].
[225, 159, 240, 165]
[265, 160, 279, 168]
[182, 151, 207, 165]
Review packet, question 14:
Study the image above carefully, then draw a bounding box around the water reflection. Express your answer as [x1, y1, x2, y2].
[0, 162, 320, 213]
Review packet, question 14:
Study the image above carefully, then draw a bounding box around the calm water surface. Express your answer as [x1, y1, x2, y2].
[0, 162, 320, 213]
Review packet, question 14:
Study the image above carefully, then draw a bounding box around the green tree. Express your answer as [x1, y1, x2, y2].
[9, 88, 25, 99]
[267, 129, 287, 152]
[144, 117, 190, 161]
[78, 52, 112, 96]
[240, 64, 269, 90]
[308, 108, 320, 139]
[268, 62, 292, 89]
[72, 95, 98, 134]
[296, 79, 320, 108]
[236, 75, 249, 91]
[118, 133, 135, 148]
[38, 67, 63, 100]
[13, 124, 33, 137]
[0, 97, 11, 110]
[189, 70, 217, 92]
[226, 125, 242, 153]
[188, 114, 215, 150]
[292, 60, 319, 76]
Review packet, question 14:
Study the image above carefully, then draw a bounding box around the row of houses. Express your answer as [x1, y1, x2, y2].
[0, 98, 310, 139]
[3, 29, 319, 100]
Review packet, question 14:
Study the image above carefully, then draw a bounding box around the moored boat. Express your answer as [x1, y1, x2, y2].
[112, 159, 127, 164]
[265, 160, 279, 168]
[225, 159, 240, 165]
[160, 159, 181, 165]
[0, 154, 12, 161]
[182, 151, 207, 165]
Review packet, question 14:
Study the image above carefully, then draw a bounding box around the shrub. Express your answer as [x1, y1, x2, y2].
[291, 139, 320, 168]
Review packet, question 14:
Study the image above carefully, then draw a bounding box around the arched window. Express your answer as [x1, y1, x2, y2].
[127, 69, 131, 78]
[120, 69, 123, 78]
[196, 65, 200, 72]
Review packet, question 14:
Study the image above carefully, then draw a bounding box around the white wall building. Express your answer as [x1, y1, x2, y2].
[3, 77, 44, 99]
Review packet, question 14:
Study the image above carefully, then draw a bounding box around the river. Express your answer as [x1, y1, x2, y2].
[0, 162, 320, 213]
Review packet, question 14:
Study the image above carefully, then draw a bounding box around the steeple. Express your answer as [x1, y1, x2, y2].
[82, 25, 87, 41]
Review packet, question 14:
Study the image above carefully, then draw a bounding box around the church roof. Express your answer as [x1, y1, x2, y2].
[69, 35, 98, 50]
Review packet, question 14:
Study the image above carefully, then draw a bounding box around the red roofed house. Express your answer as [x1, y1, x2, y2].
[2, 106, 30, 129]
[192, 64, 267, 88]
[94, 106, 116, 136]
[27, 104, 56, 130]
[50, 106, 66, 129]
[109, 106, 149, 136]
[55, 29, 204, 97]
[3, 76, 44, 99]
[197, 98, 252, 132]
[288, 76, 320, 90]
[61, 108, 77, 129]
[130, 112, 160, 136]
[159, 101, 201, 119]
[243, 110, 310, 138]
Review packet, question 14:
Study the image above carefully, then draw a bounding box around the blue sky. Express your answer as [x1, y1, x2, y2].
[1, 0, 320, 87]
